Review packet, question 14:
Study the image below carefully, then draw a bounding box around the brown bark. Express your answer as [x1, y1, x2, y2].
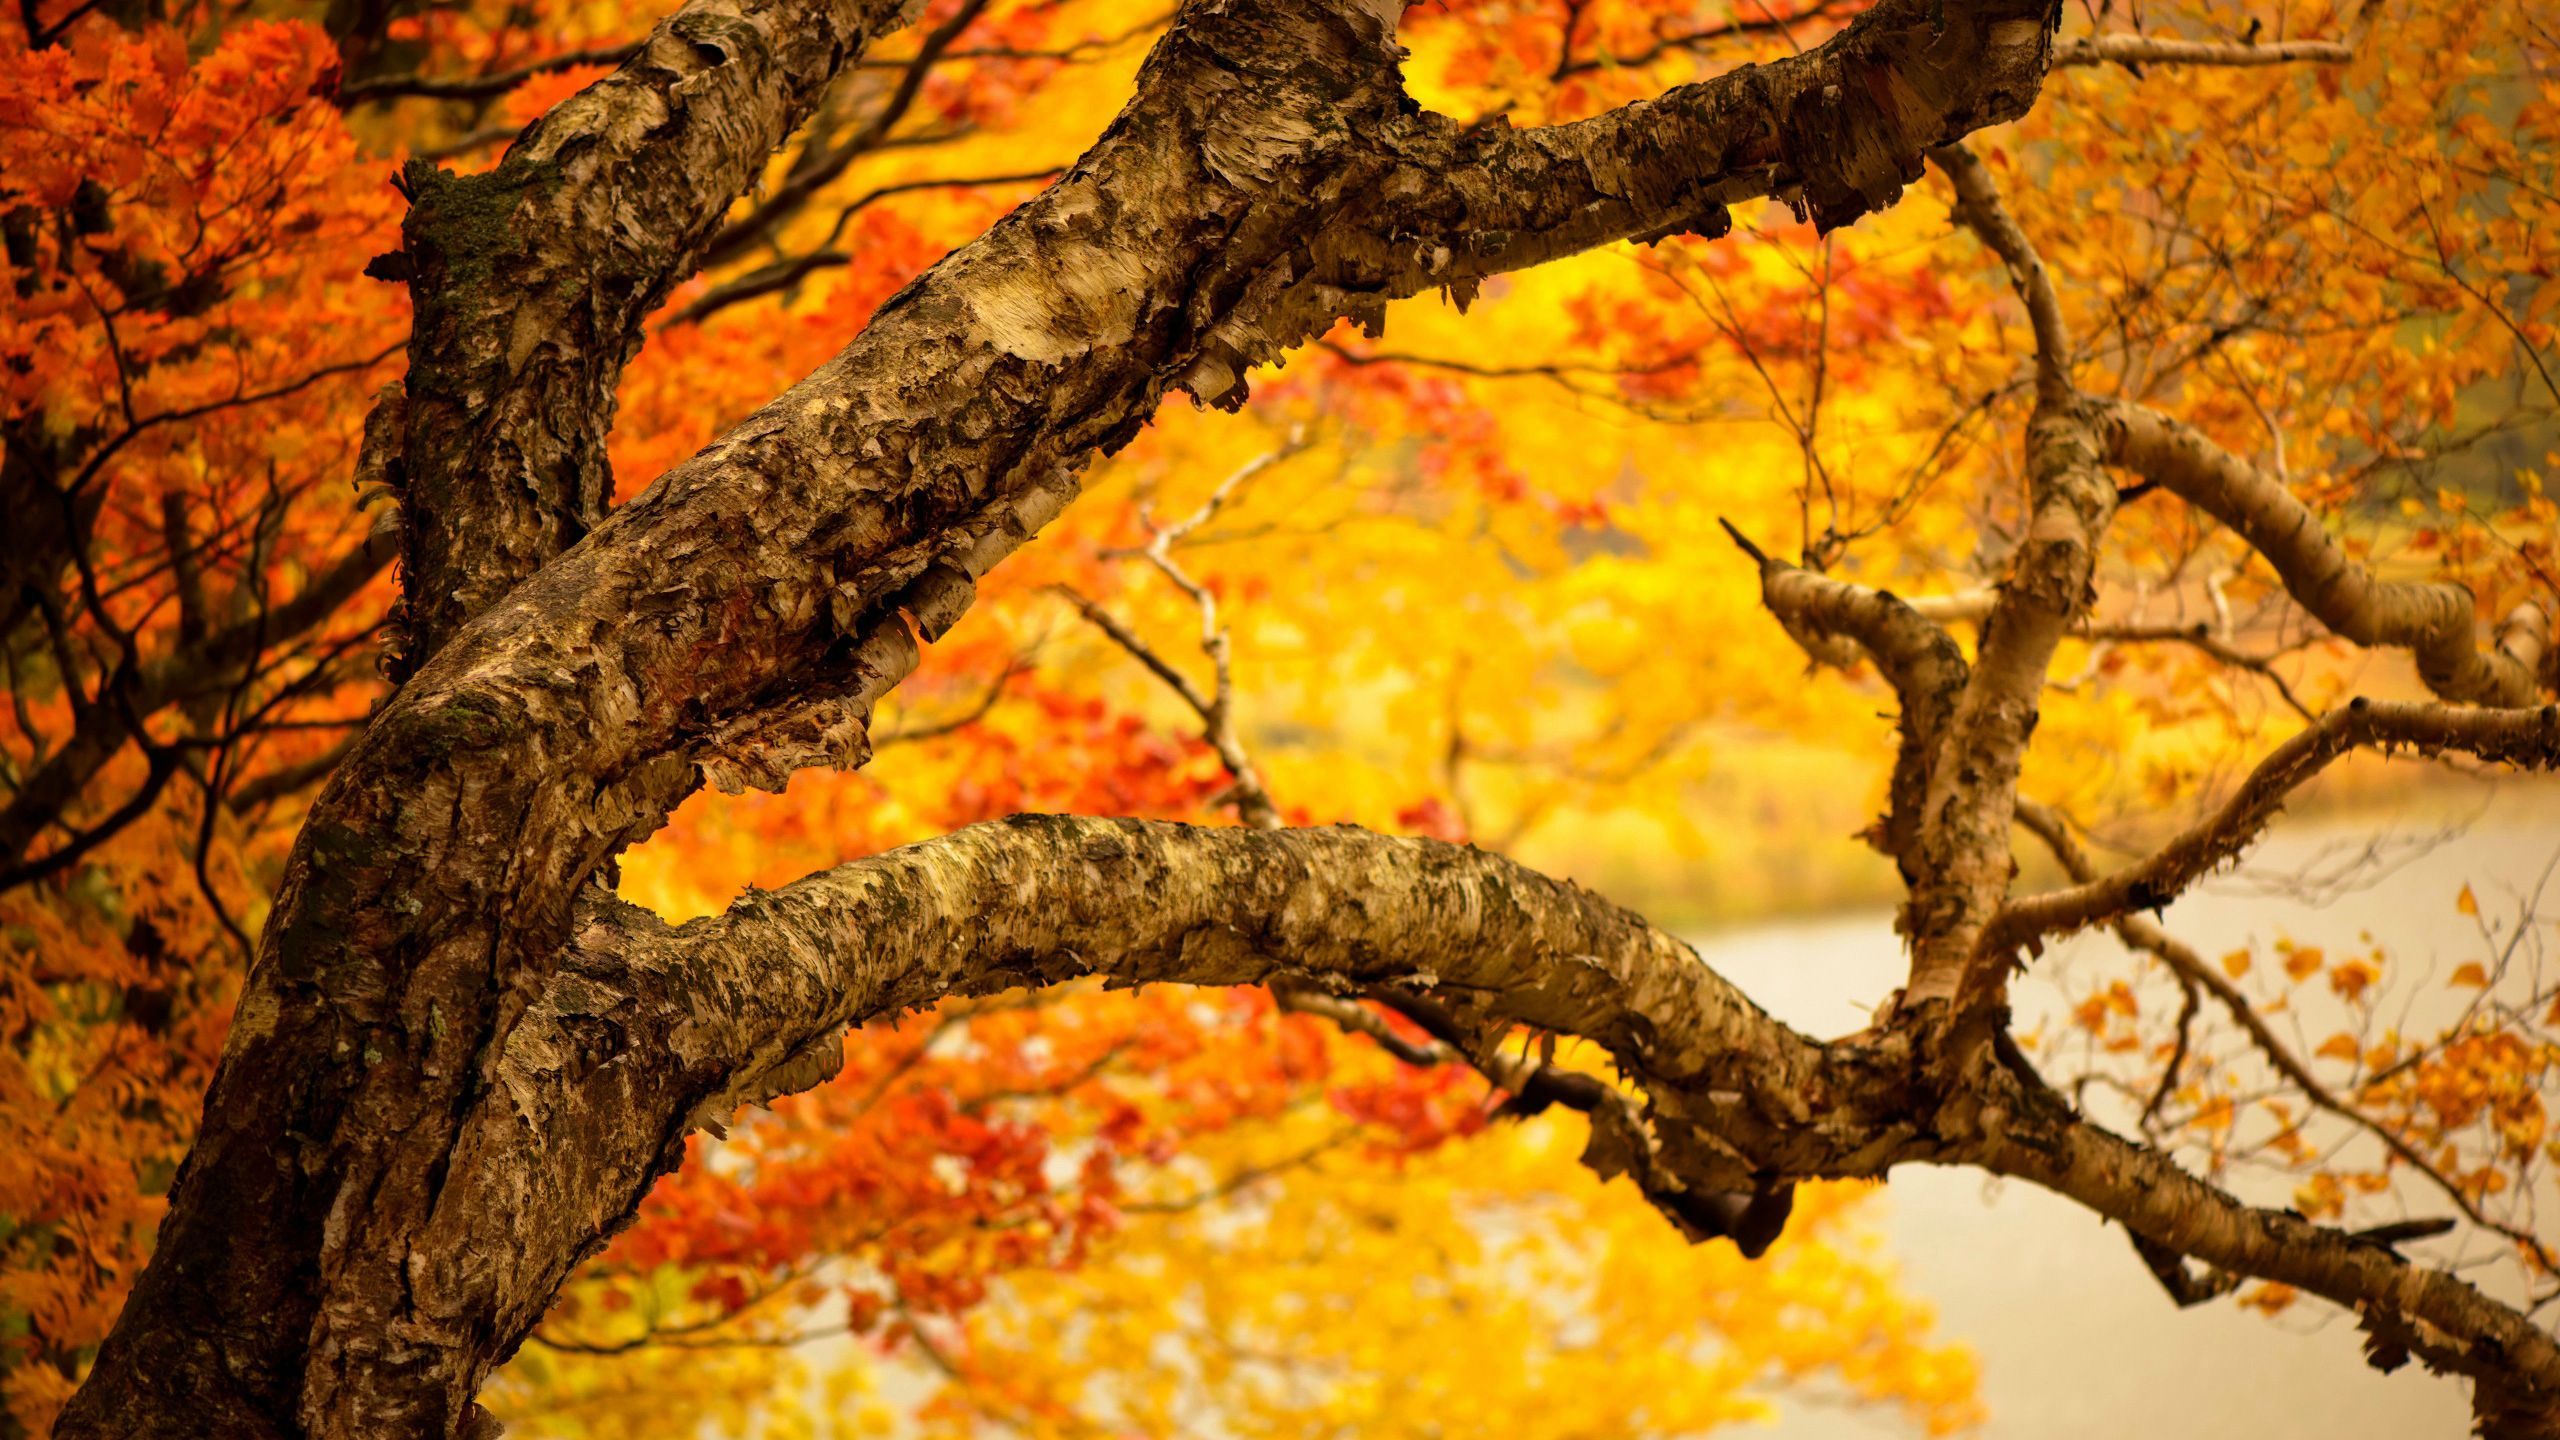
[536, 815, 2560, 1430]
[384, 0, 922, 678]
[1892, 141, 2112, 1010]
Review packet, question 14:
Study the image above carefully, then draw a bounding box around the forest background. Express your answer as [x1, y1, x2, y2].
[5, 0, 2559, 1435]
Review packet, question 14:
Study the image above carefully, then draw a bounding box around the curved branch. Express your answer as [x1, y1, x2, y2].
[1720, 519, 1969, 870]
[1930, 141, 2071, 398]
[508, 817, 2560, 1426]
[2101, 401, 2555, 708]
[1990, 699, 2560, 951]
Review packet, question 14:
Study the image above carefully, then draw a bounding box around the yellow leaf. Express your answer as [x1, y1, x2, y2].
[2457, 883, 2479, 917]
[2220, 948, 2251, 979]
[2283, 946, 2325, 982]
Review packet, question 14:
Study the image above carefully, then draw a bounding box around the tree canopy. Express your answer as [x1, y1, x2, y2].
[4, 0, 2559, 1436]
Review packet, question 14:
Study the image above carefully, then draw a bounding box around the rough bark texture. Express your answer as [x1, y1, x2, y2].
[518, 816, 2560, 1433]
[385, 0, 922, 678]
[1899, 394, 2113, 1005]
[1894, 142, 2106, 1009]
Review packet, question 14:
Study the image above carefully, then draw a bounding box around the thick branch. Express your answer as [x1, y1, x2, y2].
[1901, 143, 2109, 1005]
[387, 817, 1845, 1418]
[1991, 699, 2560, 951]
[385, 0, 919, 678]
[525, 818, 2560, 1427]
[2101, 402, 2555, 708]
[1903, 395, 2115, 1003]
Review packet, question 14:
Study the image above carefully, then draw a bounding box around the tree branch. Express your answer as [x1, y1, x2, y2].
[1930, 141, 2071, 399]
[526, 816, 2560, 1426]
[0, 523, 393, 877]
[2100, 401, 2556, 708]
[1720, 518, 1969, 872]
[335, 43, 646, 105]
[2011, 799, 2560, 1271]
[2053, 35, 2354, 69]
[384, 0, 922, 679]
[1900, 139, 2111, 1006]
[64, 3, 2062, 1432]
[1990, 699, 2560, 952]
[697, 0, 998, 271]
[1971, 1067, 2560, 1435]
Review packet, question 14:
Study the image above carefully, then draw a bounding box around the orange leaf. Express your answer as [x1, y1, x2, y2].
[2450, 962, 2490, 988]
[2315, 1033, 2361, 1063]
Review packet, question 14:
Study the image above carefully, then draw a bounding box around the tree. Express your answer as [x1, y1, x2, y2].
[7, 0, 2560, 1435]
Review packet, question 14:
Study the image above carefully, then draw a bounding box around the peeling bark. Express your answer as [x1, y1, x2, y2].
[385, 0, 923, 677]
[1901, 395, 2115, 1007]
[520, 817, 2560, 1437]
[1899, 143, 2109, 1011]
